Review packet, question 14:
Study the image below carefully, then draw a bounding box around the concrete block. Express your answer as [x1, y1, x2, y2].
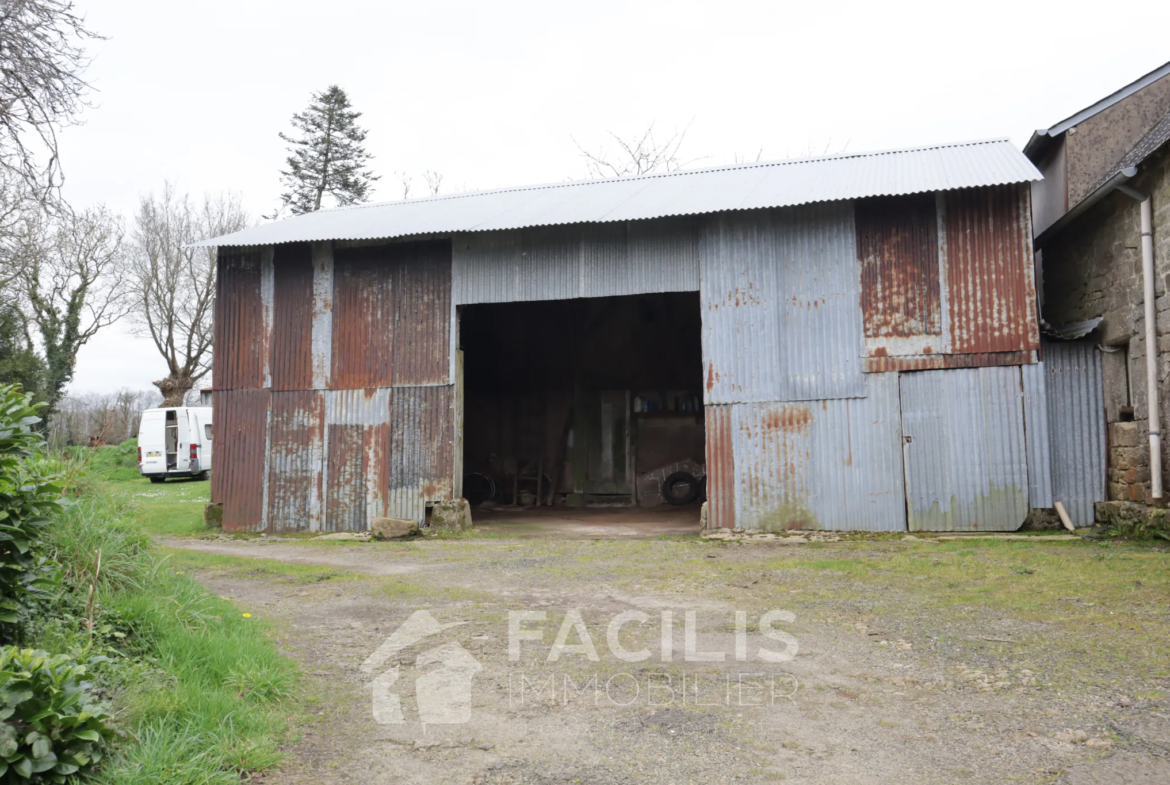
[371, 517, 419, 539]
[430, 499, 473, 532]
[204, 503, 223, 529]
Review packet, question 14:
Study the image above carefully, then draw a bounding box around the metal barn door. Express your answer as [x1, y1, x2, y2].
[900, 366, 1029, 531]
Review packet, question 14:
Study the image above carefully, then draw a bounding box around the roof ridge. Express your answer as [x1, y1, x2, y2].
[313, 138, 1014, 216]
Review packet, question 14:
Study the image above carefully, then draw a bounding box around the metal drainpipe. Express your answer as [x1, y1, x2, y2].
[1119, 184, 1162, 499]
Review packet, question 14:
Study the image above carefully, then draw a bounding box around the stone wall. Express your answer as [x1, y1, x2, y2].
[1043, 143, 1170, 502]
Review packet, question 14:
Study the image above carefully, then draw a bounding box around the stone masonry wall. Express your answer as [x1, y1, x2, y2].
[1044, 144, 1170, 503]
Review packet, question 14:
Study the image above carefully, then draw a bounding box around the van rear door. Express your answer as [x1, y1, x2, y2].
[138, 411, 166, 475]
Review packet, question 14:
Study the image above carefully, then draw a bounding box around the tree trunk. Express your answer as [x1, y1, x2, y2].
[154, 374, 195, 407]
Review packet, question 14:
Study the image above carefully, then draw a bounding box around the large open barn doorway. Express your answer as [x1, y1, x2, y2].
[460, 292, 704, 531]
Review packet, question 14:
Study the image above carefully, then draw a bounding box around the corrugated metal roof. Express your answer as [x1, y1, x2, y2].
[196, 140, 1040, 247]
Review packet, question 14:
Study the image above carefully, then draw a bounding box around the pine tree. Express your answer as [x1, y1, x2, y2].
[276, 86, 379, 215]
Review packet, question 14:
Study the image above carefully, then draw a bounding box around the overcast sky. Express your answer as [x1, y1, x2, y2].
[60, 0, 1170, 396]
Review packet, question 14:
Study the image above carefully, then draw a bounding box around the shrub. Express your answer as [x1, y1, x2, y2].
[0, 386, 62, 640]
[0, 647, 116, 782]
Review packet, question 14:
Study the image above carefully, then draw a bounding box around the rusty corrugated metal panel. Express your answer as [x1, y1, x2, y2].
[1045, 341, 1106, 526]
[213, 248, 266, 389]
[389, 240, 452, 386]
[331, 247, 392, 389]
[386, 385, 455, 523]
[727, 373, 906, 531]
[700, 204, 864, 404]
[900, 366, 1028, 531]
[856, 194, 943, 357]
[211, 389, 269, 531]
[1022, 362, 1054, 509]
[267, 390, 325, 532]
[324, 388, 389, 531]
[945, 184, 1040, 354]
[330, 241, 452, 389]
[270, 243, 315, 390]
[862, 350, 1036, 373]
[704, 405, 735, 529]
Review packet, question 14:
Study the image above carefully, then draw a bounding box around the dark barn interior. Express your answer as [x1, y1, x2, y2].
[460, 292, 705, 510]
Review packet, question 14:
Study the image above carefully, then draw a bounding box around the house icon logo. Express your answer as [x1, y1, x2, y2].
[360, 610, 482, 725]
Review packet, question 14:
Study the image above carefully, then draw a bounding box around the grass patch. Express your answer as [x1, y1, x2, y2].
[38, 465, 300, 783]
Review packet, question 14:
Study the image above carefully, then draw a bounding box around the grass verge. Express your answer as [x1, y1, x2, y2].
[40, 463, 300, 784]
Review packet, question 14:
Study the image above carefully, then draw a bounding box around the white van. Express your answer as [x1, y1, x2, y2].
[137, 407, 214, 483]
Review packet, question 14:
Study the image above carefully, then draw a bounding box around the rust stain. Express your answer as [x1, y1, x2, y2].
[759, 404, 812, 434]
[945, 184, 1040, 354]
[856, 194, 942, 343]
[213, 249, 266, 390]
[270, 243, 314, 391]
[704, 406, 735, 529]
[922, 346, 933, 355]
[863, 350, 1034, 373]
[872, 346, 888, 357]
[213, 389, 270, 532]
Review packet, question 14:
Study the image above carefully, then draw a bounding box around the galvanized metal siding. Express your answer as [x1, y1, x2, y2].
[452, 217, 700, 305]
[700, 204, 864, 404]
[386, 386, 455, 523]
[900, 366, 1028, 531]
[310, 242, 334, 389]
[270, 243, 315, 390]
[324, 388, 390, 531]
[1022, 362, 1054, 509]
[856, 194, 943, 355]
[267, 390, 325, 532]
[388, 240, 452, 386]
[725, 373, 906, 531]
[213, 249, 266, 390]
[945, 184, 1040, 355]
[1044, 342, 1106, 526]
[212, 389, 270, 532]
[704, 405, 736, 529]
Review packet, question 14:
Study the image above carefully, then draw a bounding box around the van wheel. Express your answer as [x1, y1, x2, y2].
[149, 477, 165, 484]
[197, 471, 210, 481]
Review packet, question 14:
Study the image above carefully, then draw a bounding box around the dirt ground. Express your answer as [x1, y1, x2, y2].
[164, 527, 1170, 785]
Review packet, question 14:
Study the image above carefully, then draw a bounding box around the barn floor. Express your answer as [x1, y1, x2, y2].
[469, 503, 702, 538]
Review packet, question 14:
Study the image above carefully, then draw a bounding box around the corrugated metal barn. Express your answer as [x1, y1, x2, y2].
[200, 139, 1107, 533]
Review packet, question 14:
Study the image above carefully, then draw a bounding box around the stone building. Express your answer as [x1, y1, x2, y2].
[1029, 60, 1170, 504]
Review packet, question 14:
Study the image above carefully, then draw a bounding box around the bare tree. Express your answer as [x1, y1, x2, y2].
[0, 0, 100, 201]
[395, 171, 413, 199]
[423, 170, 443, 196]
[573, 122, 702, 178]
[131, 183, 247, 406]
[16, 205, 130, 414]
[48, 387, 158, 447]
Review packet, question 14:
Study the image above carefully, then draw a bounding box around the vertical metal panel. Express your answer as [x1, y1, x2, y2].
[726, 373, 906, 531]
[267, 390, 325, 532]
[260, 247, 274, 389]
[1045, 341, 1106, 526]
[331, 246, 392, 389]
[1022, 362, 1054, 509]
[270, 243, 315, 390]
[386, 385, 455, 523]
[900, 366, 1028, 531]
[700, 204, 865, 404]
[452, 230, 521, 304]
[945, 184, 1040, 354]
[856, 194, 944, 356]
[704, 405, 736, 529]
[211, 389, 270, 532]
[452, 217, 701, 305]
[388, 240, 452, 386]
[325, 388, 390, 531]
[310, 242, 334, 389]
[519, 226, 581, 302]
[330, 241, 452, 389]
[213, 249, 266, 390]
